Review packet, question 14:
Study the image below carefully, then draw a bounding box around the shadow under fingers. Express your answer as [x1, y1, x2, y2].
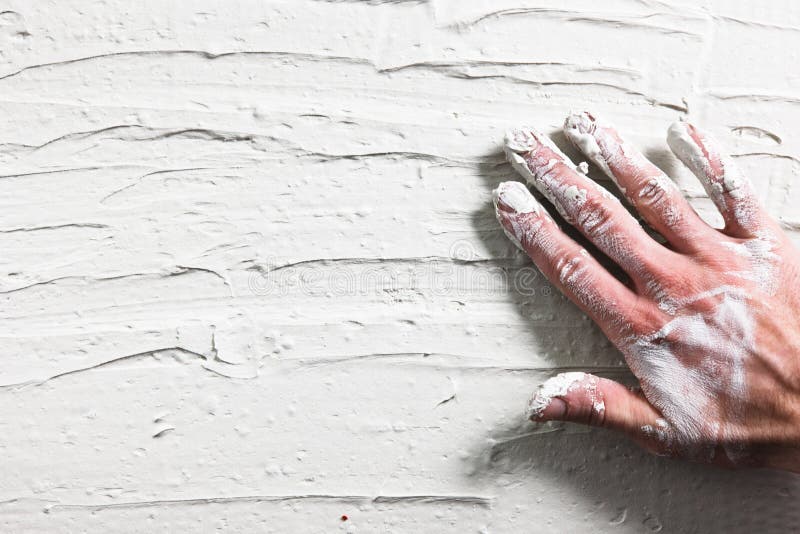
[468, 416, 800, 533]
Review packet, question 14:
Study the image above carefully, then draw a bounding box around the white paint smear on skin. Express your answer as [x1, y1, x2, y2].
[492, 181, 600, 318]
[527, 371, 587, 419]
[667, 122, 782, 296]
[527, 372, 605, 420]
[503, 125, 674, 323]
[666, 121, 756, 228]
[625, 290, 755, 461]
[563, 113, 615, 183]
[504, 154, 583, 224]
[564, 111, 683, 229]
[493, 180, 539, 215]
[504, 128, 607, 224]
[491, 181, 540, 251]
[503, 127, 652, 280]
[641, 418, 674, 455]
[719, 233, 781, 295]
[492, 181, 619, 323]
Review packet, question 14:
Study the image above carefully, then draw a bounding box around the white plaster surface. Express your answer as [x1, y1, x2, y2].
[1, 0, 800, 532]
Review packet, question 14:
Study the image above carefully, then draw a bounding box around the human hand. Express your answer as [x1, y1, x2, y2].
[494, 112, 800, 471]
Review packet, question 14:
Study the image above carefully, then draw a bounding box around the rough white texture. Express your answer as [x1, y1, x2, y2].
[2, 1, 800, 532]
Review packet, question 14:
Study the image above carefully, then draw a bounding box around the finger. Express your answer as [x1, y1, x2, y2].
[493, 181, 650, 334]
[563, 112, 710, 252]
[504, 127, 667, 287]
[667, 121, 766, 238]
[526, 372, 671, 452]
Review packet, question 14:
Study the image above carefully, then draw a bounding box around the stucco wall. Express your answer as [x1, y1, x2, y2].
[1, 1, 799, 532]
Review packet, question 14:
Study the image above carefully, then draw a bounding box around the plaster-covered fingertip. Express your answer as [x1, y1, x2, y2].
[563, 110, 597, 134]
[526, 371, 587, 420]
[666, 121, 702, 165]
[667, 120, 704, 152]
[667, 120, 690, 142]
[504, 127, 540, 154]
[492, 181, 539, 215]
[563, 111, 614, 180]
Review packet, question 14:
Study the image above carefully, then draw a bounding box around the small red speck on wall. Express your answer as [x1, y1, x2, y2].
[340, 515, 348, 521]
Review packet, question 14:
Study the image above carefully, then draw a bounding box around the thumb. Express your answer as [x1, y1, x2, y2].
[527, 372, 669, 452]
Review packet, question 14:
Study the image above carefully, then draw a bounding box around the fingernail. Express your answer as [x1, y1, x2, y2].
[526, 372, 586, 420]
[492, 181, 539, 215]
[528, 392, 567, 421]
[492, 182, 540, 251]
[532, 397, 568, 421]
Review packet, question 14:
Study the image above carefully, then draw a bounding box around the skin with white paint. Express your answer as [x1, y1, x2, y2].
[526, 372, 606, 421]
[526, 371, 588, 419]
[497, 111, 800, 469]
[3, 1, 800, 532]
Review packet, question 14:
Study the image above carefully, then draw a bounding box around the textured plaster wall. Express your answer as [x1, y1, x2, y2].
[1, 0, 800, 532]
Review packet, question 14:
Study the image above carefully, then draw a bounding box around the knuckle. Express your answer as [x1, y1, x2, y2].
[553, 248, 591, 287]
[575, 195, 616, 240]
[635, 177, 672, 209]
[587, 401, 607, 428]
[562, 376, 607, 428]
[619, 297, 662, 338]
